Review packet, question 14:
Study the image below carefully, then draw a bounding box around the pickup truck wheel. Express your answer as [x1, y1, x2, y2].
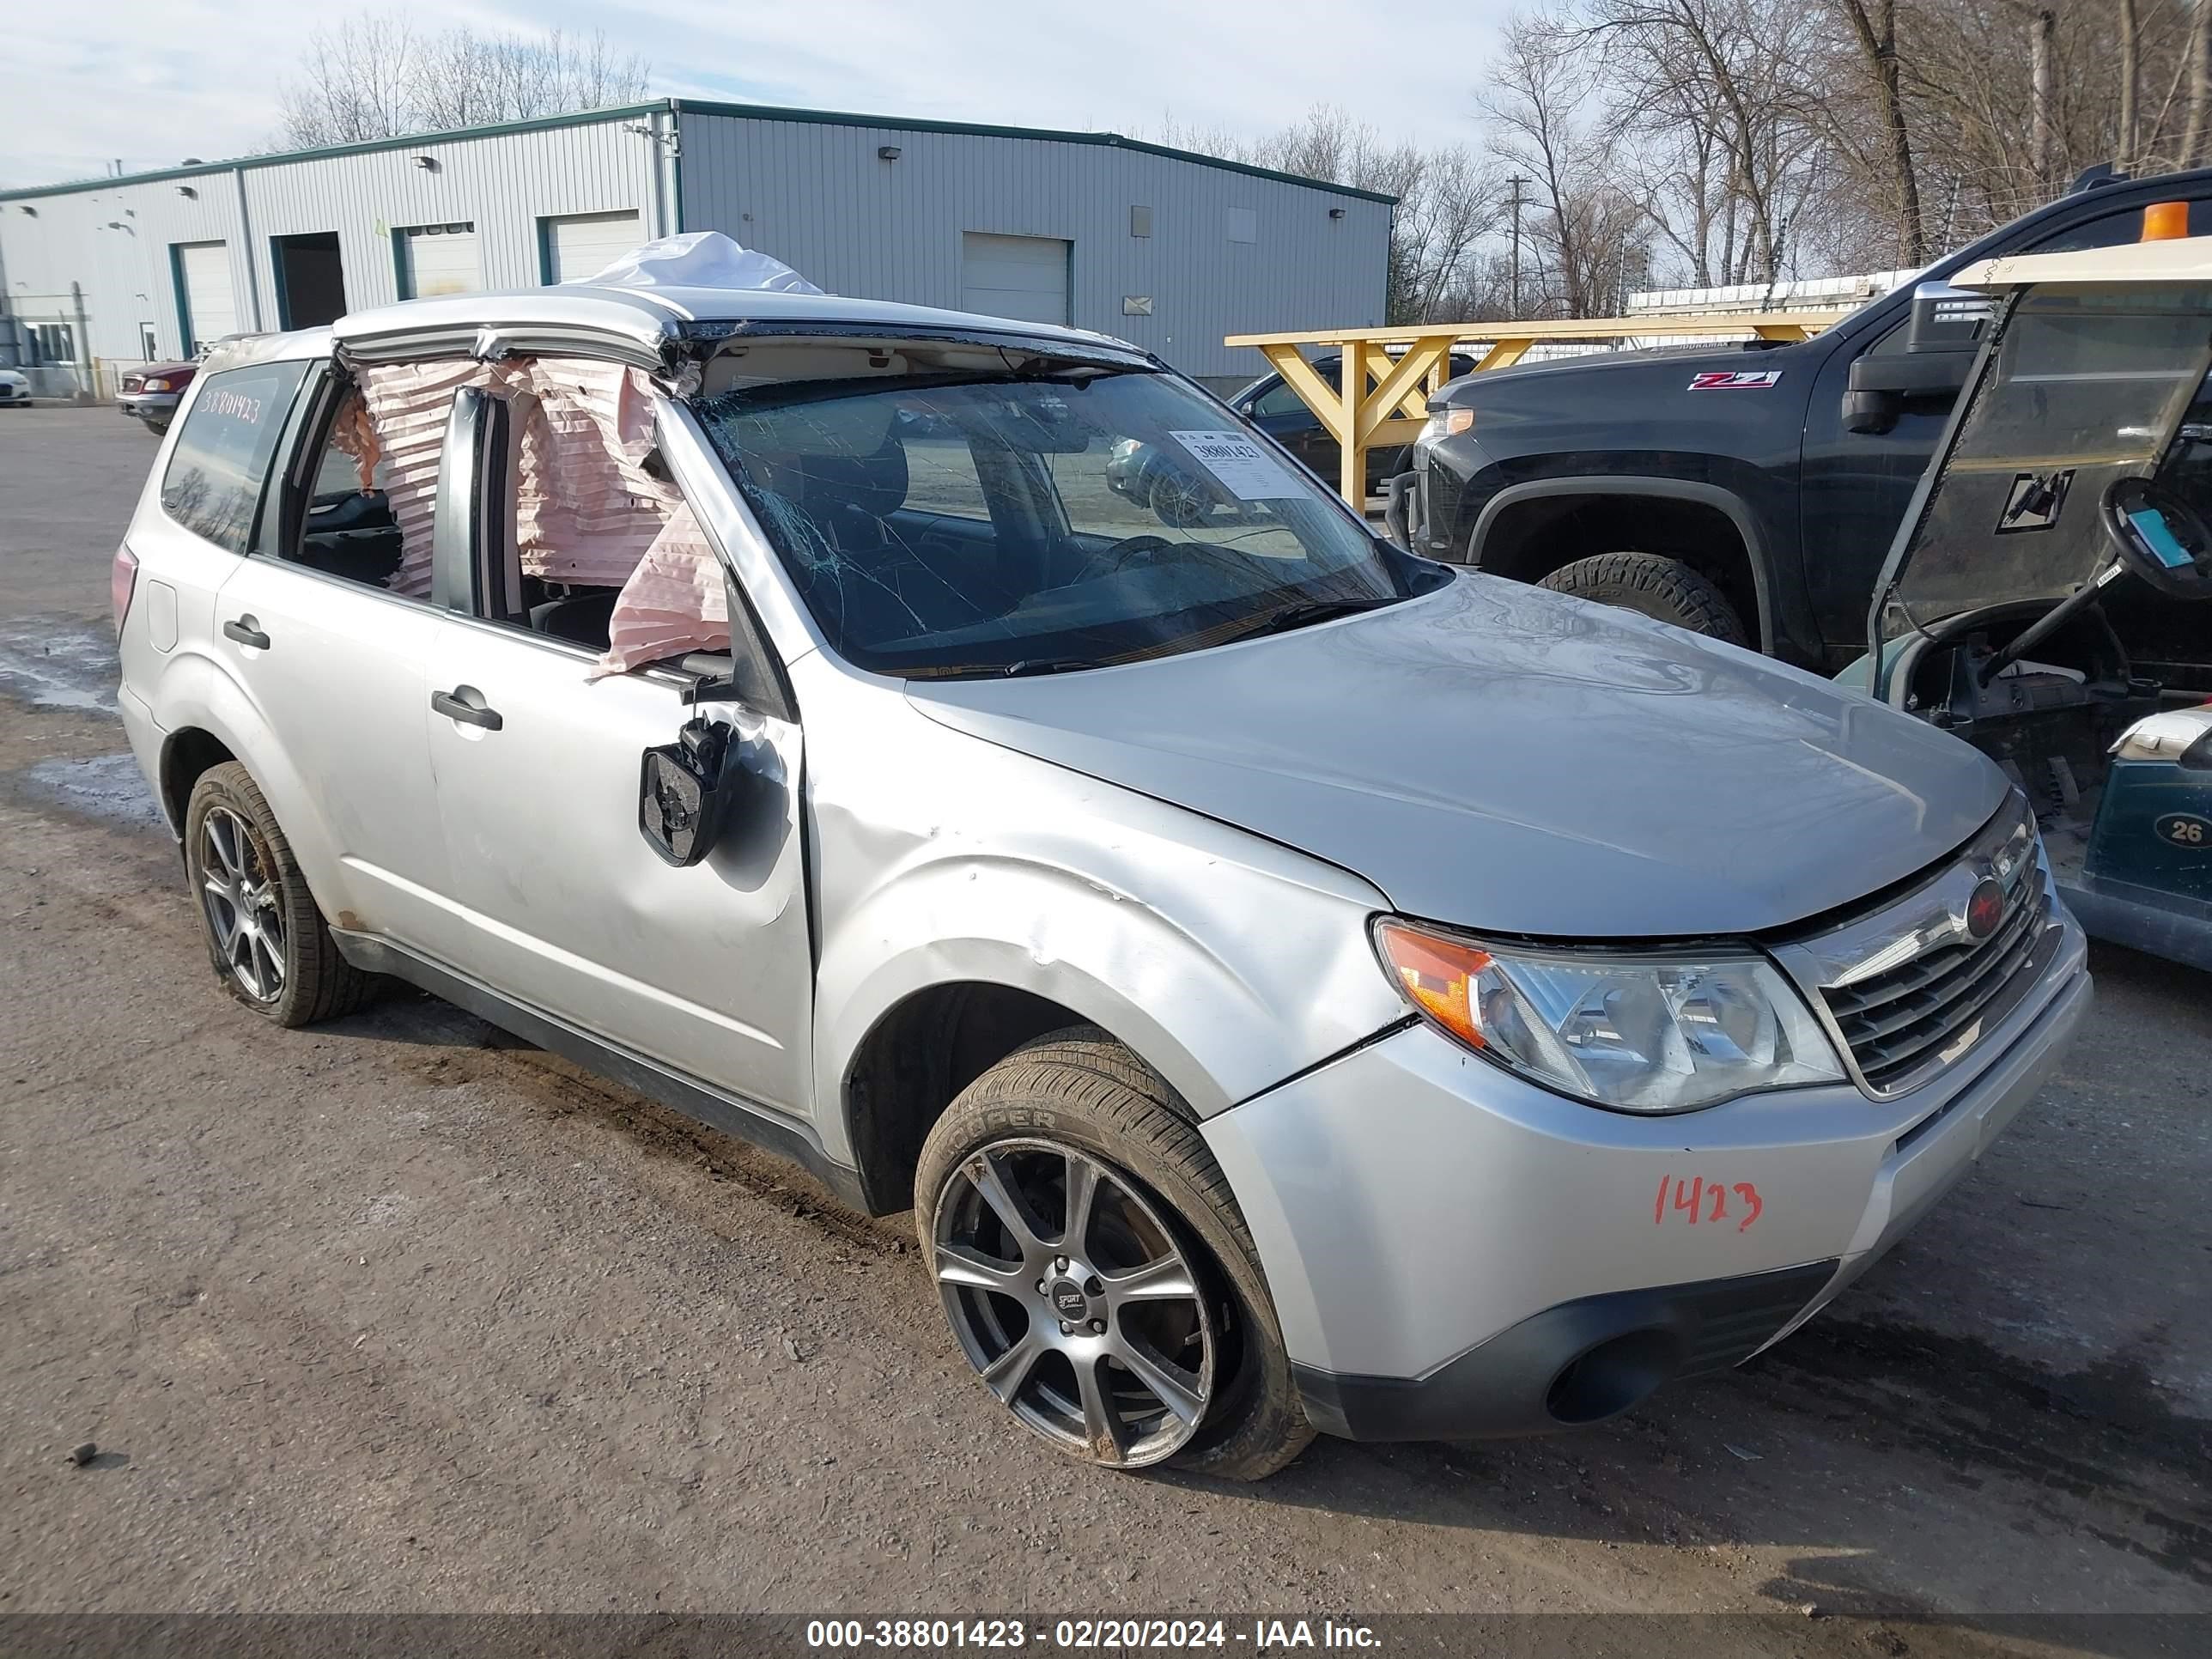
[183, 762, 377, 1027]
[915, 1027, 1313, 1480]
[1539, 551, 1748, 645]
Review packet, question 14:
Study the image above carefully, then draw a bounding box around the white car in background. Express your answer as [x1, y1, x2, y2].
[0, 367, 31, 408]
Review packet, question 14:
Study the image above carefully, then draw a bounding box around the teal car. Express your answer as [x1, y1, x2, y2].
[1840, 236, 2212, 969]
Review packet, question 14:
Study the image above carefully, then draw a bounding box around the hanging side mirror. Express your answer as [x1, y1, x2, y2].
[640, 717, 736, 866]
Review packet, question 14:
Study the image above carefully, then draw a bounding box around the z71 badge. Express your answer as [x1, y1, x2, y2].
[1688, 369, 1783, 391]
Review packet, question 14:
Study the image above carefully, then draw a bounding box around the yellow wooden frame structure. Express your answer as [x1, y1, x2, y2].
[1222, 311, 1851, 504]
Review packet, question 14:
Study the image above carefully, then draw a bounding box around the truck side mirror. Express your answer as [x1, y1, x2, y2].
[1906, 280, 1993, 356]
[1842, 287, 1986, 434]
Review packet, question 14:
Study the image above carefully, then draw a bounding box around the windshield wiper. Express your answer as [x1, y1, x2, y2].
[1217, 596, 1395, 643]
[905, 656, 1105, 680]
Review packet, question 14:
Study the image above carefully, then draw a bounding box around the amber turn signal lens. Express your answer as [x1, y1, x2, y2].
[1373, 920, 1490, 1050]
[2143, 201, 2191, 241]
[1438, 409, 1474, 436]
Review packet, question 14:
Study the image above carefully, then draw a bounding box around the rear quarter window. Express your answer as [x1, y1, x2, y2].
[160, 359, 311, 553]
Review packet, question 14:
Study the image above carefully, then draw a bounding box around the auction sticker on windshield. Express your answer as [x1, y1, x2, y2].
[1170, 430, 1301, 500]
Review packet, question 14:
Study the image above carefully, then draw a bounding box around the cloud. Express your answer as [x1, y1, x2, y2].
[3, 0, 1504, 189]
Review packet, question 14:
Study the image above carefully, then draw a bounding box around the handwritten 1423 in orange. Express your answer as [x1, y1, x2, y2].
[1654, 1175, 1764, 1232]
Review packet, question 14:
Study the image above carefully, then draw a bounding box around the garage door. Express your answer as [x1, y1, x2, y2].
[543, 210, 643, 283]
[959, 232, 1070, 325]
[174, 241, 238, 353]
[397, 223, 483, 299]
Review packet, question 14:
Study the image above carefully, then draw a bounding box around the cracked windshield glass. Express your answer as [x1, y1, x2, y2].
[692, 363, 1442, 677]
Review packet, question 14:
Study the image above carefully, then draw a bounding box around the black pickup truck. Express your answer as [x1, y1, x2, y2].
[1401, 168, 2212, 671]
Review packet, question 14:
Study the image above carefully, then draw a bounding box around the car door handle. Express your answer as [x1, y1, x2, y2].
[222, 617, 270, 649]
[431, 687, 503, 731]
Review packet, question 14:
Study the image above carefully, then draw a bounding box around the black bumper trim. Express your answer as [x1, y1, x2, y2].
[1293, 1258, 1839, 1441]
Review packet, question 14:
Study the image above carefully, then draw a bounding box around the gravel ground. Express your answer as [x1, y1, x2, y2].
[0, 408, 2205, 1656]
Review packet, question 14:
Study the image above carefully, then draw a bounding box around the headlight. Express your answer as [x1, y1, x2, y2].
[1418, 407, 1473, 446]
[1372, 918, 1844, 1113]
[142, 378, 171, 392]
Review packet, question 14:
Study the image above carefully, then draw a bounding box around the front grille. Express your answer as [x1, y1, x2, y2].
[1820, 845, 2049, 1091]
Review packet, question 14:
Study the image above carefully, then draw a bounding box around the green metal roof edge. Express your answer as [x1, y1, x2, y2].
[668, 98, 1399, 205]
[0, 102, 668, 201]
[0, 94, 1399, 208]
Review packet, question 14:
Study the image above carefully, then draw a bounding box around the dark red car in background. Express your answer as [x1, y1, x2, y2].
[118, 356, 204, 435]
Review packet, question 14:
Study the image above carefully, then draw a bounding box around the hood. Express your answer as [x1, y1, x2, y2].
[126, 361, 197, 382]
[906, 574, 2007, 939]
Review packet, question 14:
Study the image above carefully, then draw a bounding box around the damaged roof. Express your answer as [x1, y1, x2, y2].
[333, 283, 1152, 368]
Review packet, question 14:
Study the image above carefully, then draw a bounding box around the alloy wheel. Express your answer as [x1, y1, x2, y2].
[198, 805, 287, 1003]
[933, 1137, 1216, 1468]
[1148, 468, 1217, 529]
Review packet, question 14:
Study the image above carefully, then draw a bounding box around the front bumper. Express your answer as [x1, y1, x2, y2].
[118, 392, 180, 420]
[1202, 914, 2090, 1441]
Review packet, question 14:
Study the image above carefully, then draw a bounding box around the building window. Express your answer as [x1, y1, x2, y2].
[1226, 206, 1257, 245]
[1129, 205, 1153, 238]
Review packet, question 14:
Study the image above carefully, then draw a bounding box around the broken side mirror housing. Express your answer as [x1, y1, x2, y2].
[640, 717, 736, 866]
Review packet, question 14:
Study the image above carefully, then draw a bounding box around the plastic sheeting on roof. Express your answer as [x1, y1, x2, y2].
[570, 230, 824, 295]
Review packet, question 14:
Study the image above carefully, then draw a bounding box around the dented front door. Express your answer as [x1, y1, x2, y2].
[422, 620, 815, 1120]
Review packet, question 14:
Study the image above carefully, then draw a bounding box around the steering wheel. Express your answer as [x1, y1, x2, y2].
[2102, 477, 2212, 599]
[1074, 533, 1181, 584]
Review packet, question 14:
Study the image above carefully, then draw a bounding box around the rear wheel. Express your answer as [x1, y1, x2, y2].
[915, 1027, 1312, 1479]
[183, 762, 377, 1026]
[1539, 550, 1749, 644]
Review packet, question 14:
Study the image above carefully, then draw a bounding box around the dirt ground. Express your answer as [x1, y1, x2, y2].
[0, 408, 2205, 1656]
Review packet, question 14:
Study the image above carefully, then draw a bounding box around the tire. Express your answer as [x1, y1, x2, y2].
[183, 762, 378, 1027]
[1538, 551, 1749, 645]
[143, 420, 168, 437]
[915, 1026, 1313, 1480]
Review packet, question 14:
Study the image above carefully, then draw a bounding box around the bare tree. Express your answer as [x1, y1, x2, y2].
[1584, 0, 1820, 285]
[2185, 0, 2212, 165]
[1154, 104, 1504, 323]
[274, 16, 650, 149]
[1829, 0, 1927, 263]
[1481, 10, 1651, 314]
[2119, 0, 2143, 172]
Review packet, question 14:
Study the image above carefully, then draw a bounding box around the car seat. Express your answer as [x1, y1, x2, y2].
[790, 440, 969, 648]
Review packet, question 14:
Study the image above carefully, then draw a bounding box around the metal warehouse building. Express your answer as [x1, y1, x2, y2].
[0, 98, 1391, 398]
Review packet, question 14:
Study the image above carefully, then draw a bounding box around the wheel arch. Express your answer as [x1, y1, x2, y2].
[828, 945, 1228, 1218]
[1468, 477, 1775, 654]
[157, 726, 239, 836]
[152, 671, 348, 911]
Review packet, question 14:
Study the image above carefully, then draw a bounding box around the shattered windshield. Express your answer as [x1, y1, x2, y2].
[1881, 285, 2212, 644]
[690, 366, 1443, 677]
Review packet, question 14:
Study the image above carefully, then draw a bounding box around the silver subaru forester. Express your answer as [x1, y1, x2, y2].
[113, 281, 2090, 1479]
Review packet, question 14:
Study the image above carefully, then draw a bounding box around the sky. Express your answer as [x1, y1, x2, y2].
[3, 0, 1508, 189]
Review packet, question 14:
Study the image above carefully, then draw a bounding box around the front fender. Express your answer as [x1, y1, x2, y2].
[799, 664, 1405, 1169]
